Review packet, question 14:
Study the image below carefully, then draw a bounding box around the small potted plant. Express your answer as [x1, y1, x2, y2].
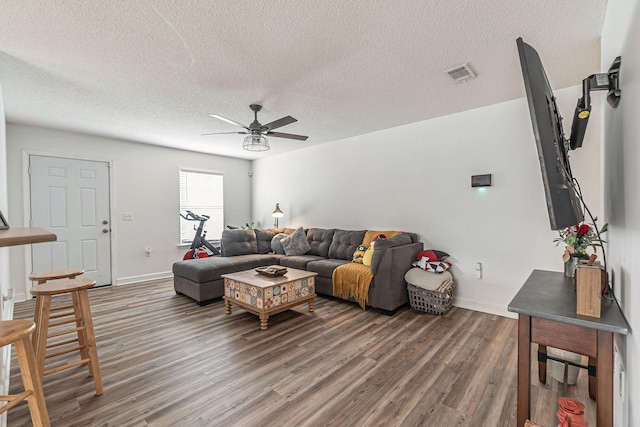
[554, 221, 607, 277]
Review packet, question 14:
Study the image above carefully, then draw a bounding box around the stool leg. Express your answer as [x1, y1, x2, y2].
[15, 335, 51, 427]
[77, 289, 103, 395]
[32, 294, 43, 350]
[34, 296, 52, 381]
[71, 292, 91, 376]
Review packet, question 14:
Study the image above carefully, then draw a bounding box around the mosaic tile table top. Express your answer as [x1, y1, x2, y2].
[222, 268, 317, 330]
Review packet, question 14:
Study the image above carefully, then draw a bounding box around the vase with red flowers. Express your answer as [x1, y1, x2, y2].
[554, 221, 607, 277]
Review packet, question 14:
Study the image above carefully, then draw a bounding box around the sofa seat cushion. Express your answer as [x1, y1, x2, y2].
[306, 258, 350, 279]
[279, 255, 325, 270]
[173, 254, 283, 282]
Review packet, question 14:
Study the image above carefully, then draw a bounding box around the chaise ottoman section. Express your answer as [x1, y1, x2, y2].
[173, 254, 283, 305]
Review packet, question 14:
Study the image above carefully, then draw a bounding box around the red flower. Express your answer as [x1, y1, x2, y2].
[578, 224, 590, 235]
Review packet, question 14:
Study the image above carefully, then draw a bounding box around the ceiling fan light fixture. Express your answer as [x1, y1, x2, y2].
[243, 134, 270, 151]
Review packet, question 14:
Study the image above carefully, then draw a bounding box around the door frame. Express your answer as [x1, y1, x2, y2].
[21, 150, 117, 299]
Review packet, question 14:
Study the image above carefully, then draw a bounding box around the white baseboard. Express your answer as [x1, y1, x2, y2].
[453, 297, 517, 319]
[116, 271, 173, 286]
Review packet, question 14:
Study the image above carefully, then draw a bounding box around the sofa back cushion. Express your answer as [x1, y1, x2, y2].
[220, 229, 257, 257]
[306, 228, 336, 258]
[328, 230, 366, 260]
[255, 228, 280, 254]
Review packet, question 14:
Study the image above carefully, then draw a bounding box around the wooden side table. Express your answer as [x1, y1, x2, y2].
[508, 270, 630, 427]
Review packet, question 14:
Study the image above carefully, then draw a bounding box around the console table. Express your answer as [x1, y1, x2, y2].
[508, 269, 629, 427]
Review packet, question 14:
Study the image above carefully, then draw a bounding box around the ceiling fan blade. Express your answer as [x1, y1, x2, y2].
[201, 131, 248, 136]
[208, 114, 250, 130]
[267, 131, 309, 141]
[262, 116, 297, 131]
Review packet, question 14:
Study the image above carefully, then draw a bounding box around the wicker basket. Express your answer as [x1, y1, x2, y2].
[408, 280, 454, 315]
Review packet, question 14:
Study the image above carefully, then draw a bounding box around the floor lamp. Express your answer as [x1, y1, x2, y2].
[272, 203, 284, 227]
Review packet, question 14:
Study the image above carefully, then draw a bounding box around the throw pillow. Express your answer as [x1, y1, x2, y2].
[280, 227, 311, 256]
[271, 233, 289, 254]
[412, 257, 452, 273]
[362, 230, 403, 247]
[414, 249, 449, 262]
[362, 234, 387, 266]
[352, 245, 367, 263]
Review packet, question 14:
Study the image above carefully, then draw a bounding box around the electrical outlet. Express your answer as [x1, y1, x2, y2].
[145, 247, 152, 257]
[123, 212, 133, 221]
[475, 262, 483, 279]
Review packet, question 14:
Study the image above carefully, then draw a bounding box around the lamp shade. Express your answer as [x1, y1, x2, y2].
[243, 134, 270, 151]
[272, 203, 284, 218]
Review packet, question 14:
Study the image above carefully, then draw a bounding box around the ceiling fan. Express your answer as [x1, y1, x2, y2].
[204, 104, 308, 151]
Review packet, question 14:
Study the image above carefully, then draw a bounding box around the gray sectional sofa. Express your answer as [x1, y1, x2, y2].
[172, 227, 423, 313]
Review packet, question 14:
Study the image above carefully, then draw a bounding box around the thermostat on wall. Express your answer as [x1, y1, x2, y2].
[471, 174, 492, 187]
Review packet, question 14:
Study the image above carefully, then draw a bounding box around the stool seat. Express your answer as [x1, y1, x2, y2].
[0, 320, 50, 427]
[30, 278, 95, 296]
[0, 319, 35, 346]
[28, 268, 84, 285]
[29, 278, 103, 396]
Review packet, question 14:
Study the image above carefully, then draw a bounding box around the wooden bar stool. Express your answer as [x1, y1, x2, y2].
[30, 278, 103, 396]
[0, 320, 50, 427]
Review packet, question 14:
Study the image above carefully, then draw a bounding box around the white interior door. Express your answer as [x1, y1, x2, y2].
[29, 155, 111, 286]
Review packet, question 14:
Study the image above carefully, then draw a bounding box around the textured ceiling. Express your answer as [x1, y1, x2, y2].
[0, 0, 607, 160]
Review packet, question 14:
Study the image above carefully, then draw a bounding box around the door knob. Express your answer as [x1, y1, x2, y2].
[103, 220, 108, 225]
[102, 229, 109, 233]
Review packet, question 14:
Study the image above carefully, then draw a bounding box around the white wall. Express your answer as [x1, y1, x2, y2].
[601, 1, 639, 425]
[6, 124, 252, 298]
[252, 85, 601, 316]
[0, 86, 8, 313]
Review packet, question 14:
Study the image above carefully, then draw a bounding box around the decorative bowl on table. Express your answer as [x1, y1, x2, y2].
[255, 266, 288, 277]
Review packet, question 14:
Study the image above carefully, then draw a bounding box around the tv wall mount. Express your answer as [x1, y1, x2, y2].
[569, 56, 621, 149]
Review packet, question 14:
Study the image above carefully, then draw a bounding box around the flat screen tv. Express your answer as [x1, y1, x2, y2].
[516, 37, 583, 230]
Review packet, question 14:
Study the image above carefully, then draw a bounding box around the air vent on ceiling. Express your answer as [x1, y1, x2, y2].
[444, 63, 476, 83]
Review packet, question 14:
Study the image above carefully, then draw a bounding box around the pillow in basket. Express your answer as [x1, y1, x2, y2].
[412, 257, 452, 273]
[414, 249, 449, 262]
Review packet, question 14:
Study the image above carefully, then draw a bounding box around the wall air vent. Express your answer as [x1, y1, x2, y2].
[444, 63, 476, 83]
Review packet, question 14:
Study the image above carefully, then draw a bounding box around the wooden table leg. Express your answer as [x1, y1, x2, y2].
[259, 313, 269, 330]
[597, 330, 613, 427]
[225, 298, 232, 315]
[308, 296, 314, 313]
[517, 314, 531, 427]
[588, 356, 597, 400]
[538, 344, 547, 384]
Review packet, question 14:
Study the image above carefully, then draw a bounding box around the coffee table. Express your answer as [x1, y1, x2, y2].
[222, 267, 317, 330]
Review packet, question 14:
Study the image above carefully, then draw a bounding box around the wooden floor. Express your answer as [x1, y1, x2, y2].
[6, 279, 594, 426]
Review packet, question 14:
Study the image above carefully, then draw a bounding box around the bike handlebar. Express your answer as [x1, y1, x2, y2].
[180, 210, 210, 221]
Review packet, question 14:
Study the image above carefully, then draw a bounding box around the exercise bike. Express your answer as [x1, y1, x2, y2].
[180, 211, 221, 260]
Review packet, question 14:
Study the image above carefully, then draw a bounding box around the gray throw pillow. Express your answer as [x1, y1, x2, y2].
[280, 227, 311, 256]
[271, 233, 289, 254]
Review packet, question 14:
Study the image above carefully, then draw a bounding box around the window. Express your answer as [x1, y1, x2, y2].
[179, 170, 224, 244]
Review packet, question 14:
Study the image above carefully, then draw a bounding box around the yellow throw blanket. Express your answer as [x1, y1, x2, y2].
[332, 262, 374, 309]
